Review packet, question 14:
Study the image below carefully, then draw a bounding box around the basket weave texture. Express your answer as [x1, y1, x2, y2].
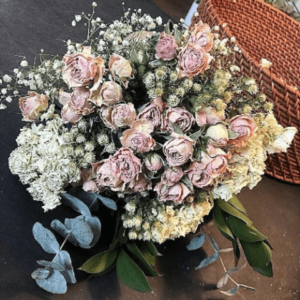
[191, 0, 300, 184]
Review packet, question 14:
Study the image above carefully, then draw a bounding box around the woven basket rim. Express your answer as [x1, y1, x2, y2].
[203, 0, 300, 98]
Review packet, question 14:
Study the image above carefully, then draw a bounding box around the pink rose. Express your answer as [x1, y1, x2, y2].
[154, 182, 191, 203]
[229, 115, 257, 147]
[126, 174, 152, 193]
[161, 166, 184, 187]
[60, 88, 95, 123]
[196, 106, 225, 126]
[62, 47, 105, 89]
[89, 81, 123, 107]
[137, 97, 166, 130]
[201, 146, 230, 178]
[144, 153, 163, 172]
[111, 103, 136, 128]
[100, 103, 136, 130]
[110, 148, 142, 184]
[109, 54, 133, 88]
[178, 43, 212, 78]
[19, 91, 49, 122]
[155, 32, 178, 61]
[121, 120, 156, 153]
[189, 22, 214, 52]
[186, 162, 212, 188]
[92, 160, 123, 192]
[165, 107, 195, 133]
[163, 134, 195, 166]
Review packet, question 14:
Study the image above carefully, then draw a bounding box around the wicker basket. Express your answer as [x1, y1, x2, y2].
[191, 0, 300, 184]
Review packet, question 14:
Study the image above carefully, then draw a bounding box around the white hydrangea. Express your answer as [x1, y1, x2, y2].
[9, 118, 82, 211]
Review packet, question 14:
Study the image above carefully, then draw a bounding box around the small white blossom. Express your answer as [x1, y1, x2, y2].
[3, 75, 12, 83]
[20, 60, 28, 67]
[75, 14, 82, 22]
[71, 20, 76, 27]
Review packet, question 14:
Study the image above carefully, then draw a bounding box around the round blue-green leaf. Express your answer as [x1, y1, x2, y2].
[65, 219, 93, 248]
[61, 193, 91, 216]
[50, 220, 78, 247]
[186, 234, 206, 251]
[37, 261, 64, 272]
[195, 252, 219, 270]
[54, 250, 76, 284]
[116, 248, 151, 293]
[31, 268, 51, 280]
[32, 222, 60, 254]
[35, 269, 67, 294]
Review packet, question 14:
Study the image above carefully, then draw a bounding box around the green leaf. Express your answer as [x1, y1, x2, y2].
[228, 216, 267, 243]
[189, 130, 203, 141]
[126, 242, 160, 277]
[117, 224, 127, 244]
[138, 65, 147, 77]
[139, 243, 156, 266]
[254, 261, 273, 278]
[213, 205, 235, 240]
[228, 194, 247, 214]
[240, 241, 273, 277]
[232, 239, 240, 267]
[181, 175, 194, 193]
[116, 248, 151, 293]
[79, 247, 119, 274]
[217, 200, 252, 225]
[88, 262, 116, 278]
[144, 241, 162, 256]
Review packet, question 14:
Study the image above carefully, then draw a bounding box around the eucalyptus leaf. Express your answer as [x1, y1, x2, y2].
[79, 215, 101, 248]
[195, 252, 219, 270]
[228, 129, 239, 139]
[228, 216, 267, 243]
[54, 251, 76, 284]
[31, 268, 51, 280]
[32, 222, 60, 254]
[35, 269, 67, 294]
[65, 219, 93, 248]
[37, 261, 64, 272]
[186, 233, 206, 251]
[170, 122, 184, 135]
[70, 189, 100, 211]
[116, 248, 151, 293]
[220, 285, 239, 296]
[216, 272, 229, 289]
[79, 247, 119, 274]
[50, 220, 78, 247]
[93, 194, 117, 211]
[61, 193, 91, 217]
[209, 236, 219, 251]
[239, 284, 255, 291]
[181, 176, 194, 193]
[189, 130, 203, 141]
[126, 242, 160, 277]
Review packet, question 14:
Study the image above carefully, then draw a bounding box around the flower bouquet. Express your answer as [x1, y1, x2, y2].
[2, 2, 297, 296]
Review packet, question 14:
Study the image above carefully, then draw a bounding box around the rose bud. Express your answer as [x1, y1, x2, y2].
[19, 91, 49, 122]
[109, 53, 133, 88]
[163, 134, 195, 167]
[228, 115, 257, 147]
[62, 46, 105, 89]
[205, 123, 229, 147]
[144, 153, 163, 172]
[186, 162, 212, 188]
[155, 32, 178, 61]
[137, 97, 166, 130]
[121, 120, 156, 154]
[165, 107, 195, 133]
[196, 106, 225, 126]
[189, 22, 214, 52]
[154, 182, 191, 204]
[61, 101, 83, 124]
[178, 43, 212, 78]
[161, 166, 184, 187]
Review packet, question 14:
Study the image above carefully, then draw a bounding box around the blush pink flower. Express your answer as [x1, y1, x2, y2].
[109, 54, 133, 88]
[165, 107, 195, 133]
[186, 162, 213, 188]
[189, 22, 214, 52]
[161, 166, 184, 187]
[111, 103, 136, 128]
[205, 123, 229, 147]
[126, 174, 152, 193]
[120, 120, 156, 153]
[178, 43, 212, 78]
[59, 87, 95, 123]
[62, 47, 105, 89]
[92, 160, 123, 192]
[163, 134, 195, 166]
[229, 115, 257, 147]
[137, 97, 166, 130]
[144, 153, 163, 172]
[154, 182, 191, 203]
[19, 91, 49, 122]
[196, 106, 225, 126]
[155, 32, 178, 61]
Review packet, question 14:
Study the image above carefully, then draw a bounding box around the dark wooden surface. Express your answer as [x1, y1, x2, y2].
[0, 1, 299, 300]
